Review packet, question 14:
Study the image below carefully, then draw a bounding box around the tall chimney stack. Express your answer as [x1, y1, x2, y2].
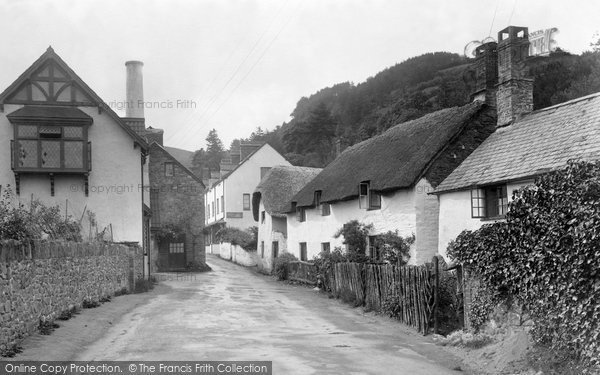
[496, 26, 533, 127]
[471, 42, 498, 106]
[125, 61, 144, 118]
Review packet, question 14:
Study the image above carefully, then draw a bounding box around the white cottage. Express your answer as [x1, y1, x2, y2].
[204, 143, 290, 254]
[252, 165, 321, 273]
[0, 48, 149, 248]
[286, 99, 498, 264]
[434, 26, 600, 258]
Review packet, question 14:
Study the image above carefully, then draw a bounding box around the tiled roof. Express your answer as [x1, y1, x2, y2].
[435, 92, 600, 193]
[7, 105, 93, 123]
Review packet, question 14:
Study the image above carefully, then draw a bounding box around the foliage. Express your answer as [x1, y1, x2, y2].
[273, 252, 298, 280]
[334, 220, 372, 263]
[312, 246, 347, 291]
[205, 128, 226, 173]
[374, 231, 414, 266]
[0, 186, 82, 242]
[447, 161, 600, 365]
[215, 226, 257, 252]
[154, 223, 184, 242]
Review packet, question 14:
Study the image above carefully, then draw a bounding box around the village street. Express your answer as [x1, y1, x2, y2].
[67, 256, 462, 374]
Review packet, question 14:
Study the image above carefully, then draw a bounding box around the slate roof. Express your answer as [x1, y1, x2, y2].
[435, 92, 600, 193]
[7, 105, 93, 123]
[150, 143, 204, 186]
[290, 102, 489, 207]
[164, 146, 195, 170]
[252, 166, 322, 220]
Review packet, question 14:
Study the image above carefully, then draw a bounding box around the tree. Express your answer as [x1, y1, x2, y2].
[205, 129, 225, 172]
[334, 220, 372, 263]
[190, 148, 207, 179]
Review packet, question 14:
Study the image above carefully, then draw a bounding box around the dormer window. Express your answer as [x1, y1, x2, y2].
[296, 207, 306, 222]
[315, 190, 330, 216]
[358, 182, 381, 210]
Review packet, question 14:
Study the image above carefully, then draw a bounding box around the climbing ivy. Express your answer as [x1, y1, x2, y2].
[447, 161, 600, 366]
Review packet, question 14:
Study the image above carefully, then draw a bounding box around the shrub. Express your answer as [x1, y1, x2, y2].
[273, 252, 298, 280]
[215, 226, 257, 251]
[313, 246, 347, 291]
[447, 161, 600, 365]
[334, 220, 372, 262]
[0, 187, 82, 242]
[374, 231, 414, 266]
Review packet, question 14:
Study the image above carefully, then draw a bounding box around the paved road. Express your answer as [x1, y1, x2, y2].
[76, 256, 462, 374]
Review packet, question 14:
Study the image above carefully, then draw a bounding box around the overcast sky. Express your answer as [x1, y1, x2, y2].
[1, 0, 599, 151]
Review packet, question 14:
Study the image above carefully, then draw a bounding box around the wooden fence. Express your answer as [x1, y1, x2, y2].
[329, 260, 440, 335]
[287, 260, 318, 284]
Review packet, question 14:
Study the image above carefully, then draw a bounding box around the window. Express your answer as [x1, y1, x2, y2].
[296, 207, 306, 222]
[315, 190, 331, 216]
[260, 167, 271, 180]
[207, 204, 210, 217]
[358, 182, 381, 210]
[169, 242, 184, 254]
[212, 202, 215, 217]
[216, 198, 220, 214]
[368, 236, 382, 261]
[221, 195, 224, 212]
[261, 241, 265, 258]
[471, 185, 508, 219]
[261, 211, 266, 224]
[12, 124, 90, 172]
[164, 162, 174, 177]
[272, 241, 279, 258]
[243, 193, 251, 210]
[321, 242, 331, 253]
[299, 242, 307, 261]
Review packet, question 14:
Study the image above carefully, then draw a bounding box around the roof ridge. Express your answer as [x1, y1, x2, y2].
[528, 91, 600, 115]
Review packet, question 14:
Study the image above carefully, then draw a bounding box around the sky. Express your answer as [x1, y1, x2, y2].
[0, 0, 599, 151]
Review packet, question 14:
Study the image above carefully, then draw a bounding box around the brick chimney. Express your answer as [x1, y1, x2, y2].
[496, 26, 533, 127]
[470, 42, 498, 106]
[145, 127, 164, 146]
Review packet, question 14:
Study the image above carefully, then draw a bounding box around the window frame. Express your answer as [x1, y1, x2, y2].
[243, 193, 251, 211]
[358, 181, 381, 210]
[321, 242, 331, 253]
[471, 184, 508, 219]
[12, 123, 90, 173]
[272, 241, 279, 258]
[164, 162, 174, 177]
[296, 207, 306, 222]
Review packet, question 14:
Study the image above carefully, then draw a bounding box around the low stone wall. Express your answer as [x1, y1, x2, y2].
[218, 242, 257, 267]
[0, 241, 143, 353]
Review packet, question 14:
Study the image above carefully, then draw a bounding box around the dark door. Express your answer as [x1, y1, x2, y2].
[158, 234, 186, 270]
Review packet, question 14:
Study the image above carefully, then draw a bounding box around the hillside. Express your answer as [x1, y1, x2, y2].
[231, 48, 600, 168]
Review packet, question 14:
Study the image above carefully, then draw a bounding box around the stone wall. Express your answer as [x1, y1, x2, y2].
[149, 144, 205, 271]
[0, 241, 143, 353]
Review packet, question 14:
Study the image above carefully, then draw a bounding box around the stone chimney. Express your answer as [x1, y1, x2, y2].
[125, 61, 144, 118]
[496, 26, 533, 127]
[471, 42, 498, 106]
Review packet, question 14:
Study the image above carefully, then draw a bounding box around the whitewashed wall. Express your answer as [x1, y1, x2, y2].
[0, 104, 144, 243]
[437, 179, 533, 260]
[255, 199, 287, 273]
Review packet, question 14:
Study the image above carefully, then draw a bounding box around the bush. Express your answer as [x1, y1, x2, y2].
[334, 220, 372, 262]
[273, 252, 298, 280]
[374, 231, 414, 266]
[447, 161, 600, 365]
[0, 187, 82, 242]
[215, 226, 257, 251]
[313, 246, 346, 291]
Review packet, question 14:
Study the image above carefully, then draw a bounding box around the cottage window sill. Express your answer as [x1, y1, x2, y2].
[480, 215, 506, 222]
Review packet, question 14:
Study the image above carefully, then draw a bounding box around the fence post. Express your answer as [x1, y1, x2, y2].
[433, 256, 439, 334]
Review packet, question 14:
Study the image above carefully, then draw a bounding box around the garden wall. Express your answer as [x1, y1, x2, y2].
[0, 241, 143, 353]
[219, 242, 257, 267]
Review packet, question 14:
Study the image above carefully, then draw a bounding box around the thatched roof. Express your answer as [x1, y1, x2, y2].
[252, 166, 322, 220]
[435, 92, 600, 193]
[291, 102, 487, 207]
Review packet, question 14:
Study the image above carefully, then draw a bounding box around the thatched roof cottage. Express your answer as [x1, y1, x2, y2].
[252, 165, 321, 272]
